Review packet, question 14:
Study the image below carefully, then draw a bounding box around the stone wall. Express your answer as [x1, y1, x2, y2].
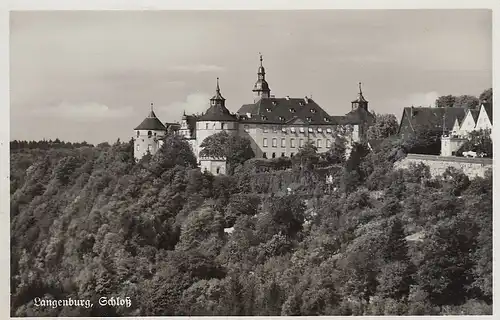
[395, 153, 492, 178]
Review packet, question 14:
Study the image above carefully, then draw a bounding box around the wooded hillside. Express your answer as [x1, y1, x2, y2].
[10, 135, 492, 316]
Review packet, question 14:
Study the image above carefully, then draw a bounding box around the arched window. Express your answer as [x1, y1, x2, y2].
[263, 152, 267, 159]
[147, 130, 152, 138]
[272, 152, 276, 158]
[317, 139, 322, 148]
[221, 123, 225, 130]
[206, 123, 209, 130]
[272, 138, 277, 147]
[216, 167, 220, 174]
[136, 131, 140, 137]
[290, 138, 296, 148]
[290, 152, 294, 157]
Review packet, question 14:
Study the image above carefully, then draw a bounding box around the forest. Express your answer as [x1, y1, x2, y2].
[10, 123, 492, 316]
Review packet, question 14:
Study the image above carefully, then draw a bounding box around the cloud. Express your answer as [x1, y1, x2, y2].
[158, 92, 211, 119]
[169, 64, 225, 73]
[31, 102, 134, 121]
[392, 91, 440, 108]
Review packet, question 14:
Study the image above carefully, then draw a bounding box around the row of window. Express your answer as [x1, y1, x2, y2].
[262, 138, 331, 149]
[263, 152, 295, 159]
[136, 144, 153, 152]
[204, 123, 227, 130]
[245, 125, 345, 134]
[136, 130, 158, 138]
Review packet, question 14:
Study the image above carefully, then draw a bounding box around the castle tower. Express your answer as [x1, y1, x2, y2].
[252, 53, 271, 102]
[179, 110, 192, 139]
[196, 78, 238, 158]
[351, 82, 369, 111]
[133, 103, 167, 160]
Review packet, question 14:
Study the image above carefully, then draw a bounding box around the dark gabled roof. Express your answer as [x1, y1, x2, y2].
[400, 107, 467, 133]
[237, 97, 337, 125]
[134, 110, 167, 131]
[198, 104, 238, 122]
[482, 102, 493, 124]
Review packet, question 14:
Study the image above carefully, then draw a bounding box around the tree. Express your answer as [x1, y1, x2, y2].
[452, 95, 479, 109]
[435, 95, 456, 108]
[261, 195, 306, 239]
[150, 134, 197, 174]
[325, 136, 347, 164]
[456, 129, 492, 158]
[402, 127, 441, 155]
[292, 141, 320, 171]
[478, 88, 492, 105]
[199, 131, 255, 174]
[367, 113, 399, 140]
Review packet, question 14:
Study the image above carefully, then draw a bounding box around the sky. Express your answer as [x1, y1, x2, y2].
[10, 10, 492, 144]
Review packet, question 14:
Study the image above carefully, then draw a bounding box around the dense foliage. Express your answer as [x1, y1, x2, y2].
[10, 133, 492, 316]
[456, 129, 493, 158]
[435, 88, 492, 108]
[366, 113, 399, 140]
[199, 131, 255, 174]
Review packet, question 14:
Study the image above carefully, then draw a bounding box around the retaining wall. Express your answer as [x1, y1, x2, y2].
[395, 153, 492, 178]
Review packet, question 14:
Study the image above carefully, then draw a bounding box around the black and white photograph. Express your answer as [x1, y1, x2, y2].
[6, 4, 495, 317]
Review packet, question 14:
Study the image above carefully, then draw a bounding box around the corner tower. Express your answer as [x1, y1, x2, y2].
[252, 53, 271, 102]
[133, 103, 166, 161]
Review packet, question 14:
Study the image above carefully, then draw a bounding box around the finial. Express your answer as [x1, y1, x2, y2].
[259, 52, 263, 66]
[358, 82, 362, 94]
[216, 77, 220, 92]
[150, 102, 154, 111]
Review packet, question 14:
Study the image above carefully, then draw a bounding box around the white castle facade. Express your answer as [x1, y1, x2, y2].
[133, 55, 376, 175]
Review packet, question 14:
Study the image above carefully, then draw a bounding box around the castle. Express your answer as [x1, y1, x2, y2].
[133, 55, 376, 174]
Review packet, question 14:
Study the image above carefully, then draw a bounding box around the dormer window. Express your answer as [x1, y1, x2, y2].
[289, 108, 296, 113]
[266, 108, 272, 112]
[310, 108, 317, 113]
[279, 116, 285, 121]
[306, 117, 312, 122]
[299, 101, 304, 106]
[324, 117, 330, 122]
[262, 115, 268, 121]
[272, 101, 277, 106]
